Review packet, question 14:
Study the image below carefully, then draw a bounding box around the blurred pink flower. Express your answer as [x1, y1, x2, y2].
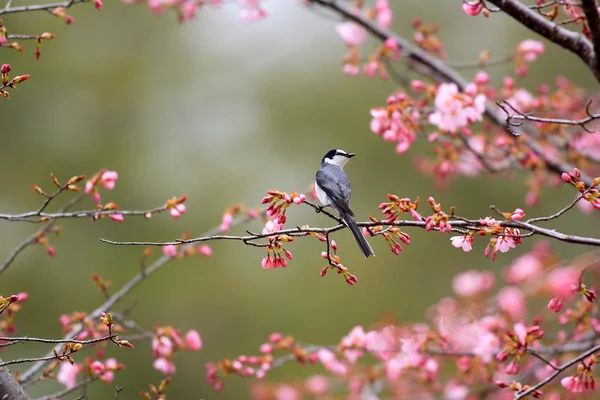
[153, 357, 176, 375]
[185, 330, 203, 351]
[57, 362, 79, 389]
[336, 22, 366, 46]
[452, 270, 495, 297]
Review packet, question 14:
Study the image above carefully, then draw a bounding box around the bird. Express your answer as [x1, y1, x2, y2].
[314, 149, 375, 258]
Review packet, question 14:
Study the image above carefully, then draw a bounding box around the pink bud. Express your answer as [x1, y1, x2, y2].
[320, 251, 328, 259]
[330, 240, 337, 251]
[47, 246, 56, 257]
[94, 0, 103, 10]
[163, 245, 178, 257]
[197, 245, 213, 256]
[109, 213, 124, 222]
[269, 332, 283, 343]
[561, 173, 572, 183]
[0, 64, 10, 74]
[16, 292, 29, 302]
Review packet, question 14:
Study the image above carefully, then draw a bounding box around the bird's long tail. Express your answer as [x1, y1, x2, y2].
[343, 213, 375, 258]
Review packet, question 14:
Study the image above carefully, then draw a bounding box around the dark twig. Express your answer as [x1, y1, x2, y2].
[515, 344, 600, 399]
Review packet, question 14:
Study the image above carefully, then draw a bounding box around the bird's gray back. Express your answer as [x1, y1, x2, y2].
[315, 163, 353, 216]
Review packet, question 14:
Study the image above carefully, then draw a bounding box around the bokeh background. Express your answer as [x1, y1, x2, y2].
[1, 1, 599, 398]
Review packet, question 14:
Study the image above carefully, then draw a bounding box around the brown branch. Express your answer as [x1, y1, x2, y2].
[0, 362, 31, 400]
[0, 334, 117, 348]
[486, 0, 598, 81]
[0, 206, 167, 222]
[307, 0, 595, 187]
[99, 197, 600, 248]
[0, 0, 84, 15]
[515, 344, 600, 399]
[498, 99, 600, 134]
[0, 193, 85, 275]
[581, 0, 600, 79]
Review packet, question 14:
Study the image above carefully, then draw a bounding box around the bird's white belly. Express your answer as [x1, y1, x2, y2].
[315, 181, 331, 206]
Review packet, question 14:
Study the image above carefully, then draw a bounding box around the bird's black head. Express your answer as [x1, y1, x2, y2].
[322, 149, 356, 165]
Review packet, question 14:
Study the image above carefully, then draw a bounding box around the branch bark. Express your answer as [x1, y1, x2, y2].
[581, 0, 600, 78]
[487, 0, 599, 82]
[0, 362, 31, 400]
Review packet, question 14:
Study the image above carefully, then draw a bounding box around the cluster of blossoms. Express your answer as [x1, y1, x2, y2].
[122, 0, 267, 23]
[0, 63, 30, 99]
[152, 324, 203, 375]
[448, 206, 526, 259]
[259, 190, 306, 269]
[57, 357, 125, 389]
[206, 240, 600, 397]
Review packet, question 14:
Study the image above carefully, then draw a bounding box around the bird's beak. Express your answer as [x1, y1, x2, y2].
[347, 153, 356, 158]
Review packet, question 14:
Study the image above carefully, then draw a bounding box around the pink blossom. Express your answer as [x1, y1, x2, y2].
[428, 83, 486, 133]
[546, 267, 578, 297]
[153, 357, 176, 375]
[496, 286, 525, 320]
[109, 213, 124, 222]
[100, 171, 118, 190]
[375, 0, 392, 28]
[152, 336, 173, 358]
[16, 292, 29, 302]
[317, 349, 347, 376]
[185, 330, 202, 351]
[262, 220, 282, 235]
[504, 253, 542, 283]
[513, 322, 528, 345]
[59, 314, 71, 327]
[305, 375, 329, 395]
[547, 296, 564, 313]
[343, 64, 360, 75]
[94, 0, 103, 10]
[451, 270, 495, 297]
[561, 376, 584, 393]
[197, 245, 213, 256]
[462, 1, 483, 16]
[494, 235, 516, 253]
[341, 326, 366, 363]
[444, 380, 469, 400]
[91, 360, 104, 375]
[450, 235, 473, 252]
[274, 385, 300, 400]
[163, 245, 178, 257]
[238, 0, 267, 22]
[57, 362, 79, 389]
[335, 22, 366, 47]
[170, 204, 186, 219]
[517, 39, 545, 62]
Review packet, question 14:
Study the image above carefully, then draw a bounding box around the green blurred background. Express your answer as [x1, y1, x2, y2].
[1, 1, 598, 398]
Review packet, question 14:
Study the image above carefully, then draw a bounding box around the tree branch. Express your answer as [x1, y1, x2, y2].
[0, 0, 84, 15]
[307, 0, 595, 187]
[579, 0, 600, 79]
[0, 363, 31, 400]
[515, 344, 600, 399]
[487, 0, 598, 81]
[19, 213, 256, 383]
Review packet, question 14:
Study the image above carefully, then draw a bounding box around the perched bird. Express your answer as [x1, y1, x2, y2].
[315, 149, 375, 258]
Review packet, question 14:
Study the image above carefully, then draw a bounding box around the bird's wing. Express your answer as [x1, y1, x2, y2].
[315, 165, 353, 216]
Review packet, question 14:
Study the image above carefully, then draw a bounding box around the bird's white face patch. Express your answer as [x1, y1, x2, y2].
[324, 149, 352, 168]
